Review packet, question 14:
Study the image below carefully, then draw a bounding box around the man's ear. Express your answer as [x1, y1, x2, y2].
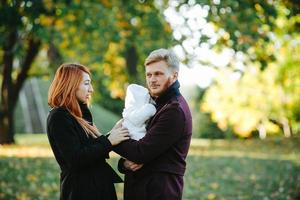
[173, 71, 178, 80]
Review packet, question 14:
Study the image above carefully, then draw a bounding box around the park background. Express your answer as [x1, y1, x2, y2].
[0, 0, 300, 199]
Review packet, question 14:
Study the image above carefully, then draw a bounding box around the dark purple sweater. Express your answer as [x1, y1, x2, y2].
[113, 80, 192, 200]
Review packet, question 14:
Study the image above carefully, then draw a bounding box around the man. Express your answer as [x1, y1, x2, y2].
[114, 48, 192, 200]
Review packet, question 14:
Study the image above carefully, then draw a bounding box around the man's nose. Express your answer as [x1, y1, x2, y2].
[149, 76, 157, 82]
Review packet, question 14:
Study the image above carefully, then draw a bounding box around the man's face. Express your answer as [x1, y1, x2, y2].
[145, 60, 177, 98]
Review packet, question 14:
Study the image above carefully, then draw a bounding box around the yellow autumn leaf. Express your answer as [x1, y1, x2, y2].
[207, 192, 216, 200]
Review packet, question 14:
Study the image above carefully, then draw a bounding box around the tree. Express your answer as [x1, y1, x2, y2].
[0, 0, 173, 144]
[202, 40, 300, 138]
[49, 0, 173, 113]
[201, 2, 300, 137]
[170, 0, 299, 68]
[164, 0, 300, 138]
[0, 0, 65, 143]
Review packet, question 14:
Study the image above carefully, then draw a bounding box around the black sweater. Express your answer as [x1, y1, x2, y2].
[47, 102, 121, 200]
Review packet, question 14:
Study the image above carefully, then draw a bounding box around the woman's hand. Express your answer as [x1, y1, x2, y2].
[108, 119, 129, 145]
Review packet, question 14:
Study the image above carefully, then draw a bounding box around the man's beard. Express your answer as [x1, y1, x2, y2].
[150, 77, 173, 98]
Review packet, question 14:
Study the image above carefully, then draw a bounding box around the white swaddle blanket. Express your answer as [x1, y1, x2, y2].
[122, 84, 156, 140]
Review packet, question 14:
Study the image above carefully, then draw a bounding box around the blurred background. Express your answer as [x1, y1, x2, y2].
[0, 0, 300, 199]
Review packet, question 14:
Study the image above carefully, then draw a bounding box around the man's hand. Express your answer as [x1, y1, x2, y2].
[124, 159, 143, 171]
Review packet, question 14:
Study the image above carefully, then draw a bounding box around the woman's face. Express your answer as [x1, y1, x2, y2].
[76, 72, 93, 103]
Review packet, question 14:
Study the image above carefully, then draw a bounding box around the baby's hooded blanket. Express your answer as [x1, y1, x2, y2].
[122, 84, 156, 140]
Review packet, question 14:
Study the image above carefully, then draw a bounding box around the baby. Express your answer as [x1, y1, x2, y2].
[122, 84, 156, 140]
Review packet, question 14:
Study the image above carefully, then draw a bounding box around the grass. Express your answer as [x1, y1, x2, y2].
[1, 134, 300, 200]
[90, 104, 120, 133]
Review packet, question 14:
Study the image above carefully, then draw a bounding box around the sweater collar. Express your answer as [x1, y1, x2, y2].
[78, 101, 93, 124]
[154, 80, 181, 106]
[78, 101, 88, 111]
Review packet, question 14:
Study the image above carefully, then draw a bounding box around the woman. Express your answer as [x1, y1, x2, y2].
[47, 63, 129, 200]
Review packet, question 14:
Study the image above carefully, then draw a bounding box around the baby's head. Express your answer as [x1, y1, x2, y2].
[125, 84, 150, 108]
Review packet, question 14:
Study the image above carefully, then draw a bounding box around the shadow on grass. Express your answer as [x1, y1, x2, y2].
[0, 156, 300, 200]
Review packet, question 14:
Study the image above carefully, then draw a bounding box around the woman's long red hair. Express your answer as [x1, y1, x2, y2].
[48, 63, 99, 137]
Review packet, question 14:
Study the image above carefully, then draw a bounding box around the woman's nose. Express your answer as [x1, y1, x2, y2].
[89, 85, 94, 93]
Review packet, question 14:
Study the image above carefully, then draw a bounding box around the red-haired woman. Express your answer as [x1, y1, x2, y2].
[47, 63, 129, 200]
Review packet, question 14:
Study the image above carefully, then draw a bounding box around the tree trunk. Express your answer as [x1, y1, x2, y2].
[270, 118, 293, 138]
[0, 33, 41, 144]
[281, 118, 292, 138]
[125, 45, 138, 82]
[257, 123, 266, 139]
[13, 38, 41, 106]
[0, 29, 17, 144]
[0, 110, 14, 144]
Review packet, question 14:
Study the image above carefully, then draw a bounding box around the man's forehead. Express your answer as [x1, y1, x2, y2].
[145, 62, 169, 72]
[146, 60, 167, 67]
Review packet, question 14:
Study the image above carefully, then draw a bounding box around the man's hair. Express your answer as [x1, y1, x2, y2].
[144, 48, 179, 72]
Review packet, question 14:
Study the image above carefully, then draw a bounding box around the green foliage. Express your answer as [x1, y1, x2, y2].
[202, 34, 300, 138]
[174, 0, 300, 138]
[188, 87, 227, 139]
[48, 0, 174, 112]
[0, 0, 174, 144]
[193, 112, 232, 139]
[181, 0, 298, 69]
[52, 0, 173, 113]
[0, 0, 68, 70]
